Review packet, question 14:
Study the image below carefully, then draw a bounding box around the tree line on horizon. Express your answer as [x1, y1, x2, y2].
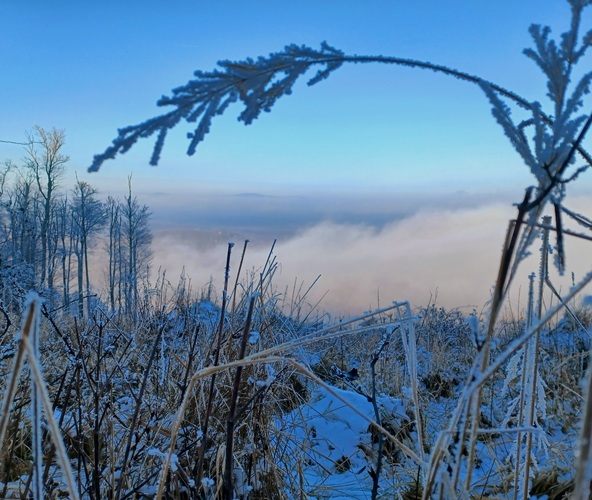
[0, 126, 152, 319]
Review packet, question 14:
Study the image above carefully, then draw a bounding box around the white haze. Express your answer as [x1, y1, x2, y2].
[148, 193, 592, 316]
[151, 204, 507, 315]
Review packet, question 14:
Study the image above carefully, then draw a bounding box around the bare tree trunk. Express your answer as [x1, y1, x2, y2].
[25, 126, 68, 287]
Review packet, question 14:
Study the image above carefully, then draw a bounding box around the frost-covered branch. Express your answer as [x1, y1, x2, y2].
[482, 0, 592, 203]
[462, 0, 592, 288]
[88, 4, 592, 274]
[89, 4, 592, 206]
[89, 43, 537, 173]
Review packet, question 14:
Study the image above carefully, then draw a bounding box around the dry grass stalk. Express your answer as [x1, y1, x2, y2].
[0, 293, 80, 499]
[424, 268, 592, 498]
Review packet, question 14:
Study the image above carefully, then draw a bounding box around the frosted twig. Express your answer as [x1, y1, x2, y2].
[89, 43, 592, 172]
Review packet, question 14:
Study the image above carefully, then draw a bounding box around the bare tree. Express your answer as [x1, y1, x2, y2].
[0, 172, 39, 307]
[121, 176, 152, 317]
[54, 196, 74, 309]
[0, 161, 10, 201]
[70, 180, 105, 317]
[25, 126, 68, 287]
[0, 161, 12, 266]
[0, 163, 31, 308]
[105, 196, 123, 312]
[8, 173, 39, 271]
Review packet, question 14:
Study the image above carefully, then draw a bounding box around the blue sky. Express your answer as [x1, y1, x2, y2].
[2, 1, 590, 312]
[0, 1, 576, 198]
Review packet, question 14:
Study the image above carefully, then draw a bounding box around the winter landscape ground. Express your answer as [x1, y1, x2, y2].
[3, 0, 592, 499]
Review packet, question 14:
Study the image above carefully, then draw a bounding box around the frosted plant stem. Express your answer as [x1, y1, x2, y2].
[231, 239, 249, 317]
[521, 218, 550, 499]
[195, 242, 233, 493]
[256, 239, 278, 317]
[369, 326, 397, 499]
[464, 199, 533, 491]
[451, 393, 473, 493]
[463, 387, 482, 492]
[23, 334, 80, 500]
[369, 350, 384, 500]
[522, 339, 539, 500]
[30, 296, 43, 500]
[399, 303, 425, 462]
[0, 295, 42, 496]
[0, 324, 28, 463]
[7, 294, 81, 500]
[463, 230, 512, 490]
[93, 319, 104, 500]
[574, 356, 592, 498]
[224, 295, 256, 500]
[513, 273, 535, 500]
[513, 345, 527, 500]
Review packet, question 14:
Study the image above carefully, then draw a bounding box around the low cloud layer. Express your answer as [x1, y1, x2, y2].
[151, 202, 500, 314]
[150, 193, 592, 316]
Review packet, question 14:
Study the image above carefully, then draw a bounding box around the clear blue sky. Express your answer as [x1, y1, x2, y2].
[0, 1, 577, 200]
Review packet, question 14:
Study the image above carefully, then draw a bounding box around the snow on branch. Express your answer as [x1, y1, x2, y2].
[476, 0, 592, 270]
[88, 43, 345, 172]
[88, 42, 533, 173]
[89, 9, 592, 177]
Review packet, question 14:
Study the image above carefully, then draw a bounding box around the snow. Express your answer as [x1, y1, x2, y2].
[277, 386, 411, 498]
[248, 330, 260, 344]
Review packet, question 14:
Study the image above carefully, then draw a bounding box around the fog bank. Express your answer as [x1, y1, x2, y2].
[148, 192, 592, 316]
[150, 202, 499, 314]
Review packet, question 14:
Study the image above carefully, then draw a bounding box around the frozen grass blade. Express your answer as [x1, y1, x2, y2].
[398, 302, 425, 462]
[0, 309, 30, 460]
[23, 328, 81, 500]
[0, 293, 80, 500]
[195, 242, 233, 493]
[574, 361, 592, 498]
[224, 294, 256, 499]
[29, 294, 43, 500]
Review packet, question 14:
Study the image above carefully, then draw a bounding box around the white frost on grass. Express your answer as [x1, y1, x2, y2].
[278, 386, 406, 498]
[248, 330, 260, 344]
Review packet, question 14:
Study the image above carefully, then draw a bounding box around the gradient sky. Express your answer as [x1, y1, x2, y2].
[1, 1, 590, 313]
[0, 1, 576, 195]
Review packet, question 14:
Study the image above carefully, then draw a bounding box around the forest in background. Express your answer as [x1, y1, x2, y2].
[0, 126, 153, 319]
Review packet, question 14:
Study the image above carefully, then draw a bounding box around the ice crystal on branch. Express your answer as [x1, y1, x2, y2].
[88, 43, 344, 172]
[88, 2, 592, 248]
[90, 39, 535, 173]
[480, 2, 592, 207]
[477, 1, 592, 274]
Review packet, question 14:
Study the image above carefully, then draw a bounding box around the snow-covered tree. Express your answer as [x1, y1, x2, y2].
[105, 195, 123, 312]
[25, 126, 68, 288]
[121, 177, 152, 317]
[70, 179, 105, 317]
